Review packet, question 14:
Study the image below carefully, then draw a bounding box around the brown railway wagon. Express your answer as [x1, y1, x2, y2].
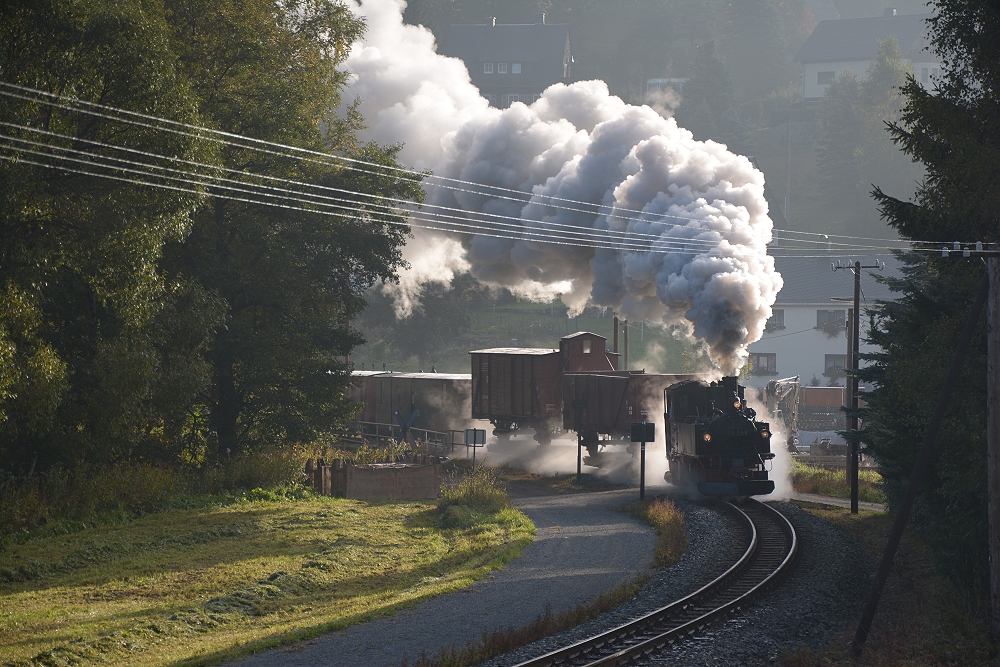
[470, 332, 623, 441]
[470, 348, 562, 435]
[562, 372, 698, 454]
[348, 371, 471, 432]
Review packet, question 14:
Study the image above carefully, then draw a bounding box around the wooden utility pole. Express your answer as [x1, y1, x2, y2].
[989, 251, 1000, 643]
[850, 262, 861, 513]
[833, 259, 881, 514]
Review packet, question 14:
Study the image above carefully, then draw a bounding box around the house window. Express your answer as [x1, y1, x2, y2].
[507, 94, 520, 106]
[749, 353, 777, 376]
[532, 93, 542, 102]
[498, 62, 508, 74]
[484, 63, 493, 74]
[583, 340, 592, 354]
[817, 71, 835, 85]
[816, 310, 846, 327]
[921, 67, 929, 83]
[765, 309, 785, 331]
[825, 354, 848, 376]
[512, 63, 521, 74]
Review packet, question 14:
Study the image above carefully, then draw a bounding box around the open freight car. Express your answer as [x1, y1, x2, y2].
[665, 376, 775, 496]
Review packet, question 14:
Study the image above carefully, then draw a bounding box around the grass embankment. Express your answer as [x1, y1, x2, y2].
[0, 465, 533, 667]
[403, 496, 688, 667]
[791, 459, 886, 505]
[781, 506, 998, 667]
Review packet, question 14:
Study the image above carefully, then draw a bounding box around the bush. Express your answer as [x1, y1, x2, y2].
[438, 466, 511, 514]
[628, 498, 687, 568]
[0, 445, 310, 540]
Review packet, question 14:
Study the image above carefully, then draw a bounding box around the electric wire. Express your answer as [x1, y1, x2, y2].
[0, 81, 963, 251]
[0, 123, 756, 252]
[0, 136, 911, 257]
[0, 144, 935, 258]
[0, 129, 921, 256]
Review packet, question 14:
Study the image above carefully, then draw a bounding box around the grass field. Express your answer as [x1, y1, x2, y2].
[791, 459, 886, 504]
[0, 489, 533, 667]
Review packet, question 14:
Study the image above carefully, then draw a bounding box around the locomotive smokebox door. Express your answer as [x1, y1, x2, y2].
[631, 422, 655, 442]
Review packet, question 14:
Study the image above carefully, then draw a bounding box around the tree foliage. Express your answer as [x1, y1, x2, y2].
[0, 0, 420, 473]
[859, 1, 1000, 584]
[816, 37, 924, 237]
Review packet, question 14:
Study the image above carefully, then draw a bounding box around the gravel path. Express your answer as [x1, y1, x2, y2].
[483, 495, 872, 667]
[222, 489, 657, 667]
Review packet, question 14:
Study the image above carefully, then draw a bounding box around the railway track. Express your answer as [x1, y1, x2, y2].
[511, 499, 798, 667]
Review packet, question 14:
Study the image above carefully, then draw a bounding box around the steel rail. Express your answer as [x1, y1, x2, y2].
[511, 499, 797, 667]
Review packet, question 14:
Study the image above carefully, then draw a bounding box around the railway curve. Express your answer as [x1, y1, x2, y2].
[511, 499, 798, 667]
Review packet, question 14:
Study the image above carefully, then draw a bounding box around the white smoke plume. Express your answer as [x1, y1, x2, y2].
[343, 0, 782, 372]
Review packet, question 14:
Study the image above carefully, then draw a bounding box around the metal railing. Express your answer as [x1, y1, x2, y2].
[340, 421, 456, 455]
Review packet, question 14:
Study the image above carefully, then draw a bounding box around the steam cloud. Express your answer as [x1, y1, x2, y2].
[343, 0, 782, 373]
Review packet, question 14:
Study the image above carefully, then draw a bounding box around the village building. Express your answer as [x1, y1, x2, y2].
[745, 256, 900, 390]
[446, 14, 573, 108]
[794, 9, 940, 102]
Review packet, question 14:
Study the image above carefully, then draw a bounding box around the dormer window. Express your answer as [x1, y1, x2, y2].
[484, 63, 494, 74]
[498, 62, 508, 74]
[583, 340, 591, 354]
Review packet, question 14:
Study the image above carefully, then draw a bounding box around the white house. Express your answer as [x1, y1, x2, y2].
[745, 256, 900, 390]
[794, 9, 940, 102]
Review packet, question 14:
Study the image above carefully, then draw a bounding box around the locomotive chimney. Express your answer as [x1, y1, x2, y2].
[623, 319, 630, 370]
[613, 312, 619, 354]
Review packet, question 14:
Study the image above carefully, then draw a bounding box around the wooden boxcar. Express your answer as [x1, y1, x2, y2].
[470, 332, 623, 443]
[348, 371, 471, 433]
[469, 348, 562, 441]
[562, 371, 695, 455]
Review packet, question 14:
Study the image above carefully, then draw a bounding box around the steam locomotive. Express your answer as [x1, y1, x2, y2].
[665, 376, 775, 496]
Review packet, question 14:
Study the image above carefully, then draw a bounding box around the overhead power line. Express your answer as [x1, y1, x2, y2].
[0, 81, 954, 251]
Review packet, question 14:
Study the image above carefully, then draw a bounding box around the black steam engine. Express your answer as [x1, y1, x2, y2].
[665, 376, 775, 496]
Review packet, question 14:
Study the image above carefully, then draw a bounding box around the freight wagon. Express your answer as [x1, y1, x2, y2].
[348, 371, 472, 433]
[470, 332, 620, 444]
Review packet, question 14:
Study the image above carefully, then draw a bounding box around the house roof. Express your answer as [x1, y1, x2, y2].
[770, 255, 902, 305]
[794, 13, 933, 64]
[561, 331, 606, 341]
[446, 20, 570, 92]
[469, 347, 558, 355]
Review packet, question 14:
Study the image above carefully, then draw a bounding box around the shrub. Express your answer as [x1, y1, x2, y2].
[628, 498, 688, 568]
[438, 466, 511, 514]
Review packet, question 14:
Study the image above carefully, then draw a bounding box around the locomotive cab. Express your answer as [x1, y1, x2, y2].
[665, 376, 775, 496]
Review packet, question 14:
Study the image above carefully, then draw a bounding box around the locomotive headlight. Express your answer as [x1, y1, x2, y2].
[760, 430, 770, 439]
[733, 399, 741, 409]
[702, 432, 712, 442]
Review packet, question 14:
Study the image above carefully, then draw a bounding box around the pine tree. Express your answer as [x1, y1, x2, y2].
[860, 1, 1000, 583]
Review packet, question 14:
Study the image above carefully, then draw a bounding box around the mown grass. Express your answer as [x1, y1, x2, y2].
[791, 459, 886, 505]
[780, 505, 999, 667]
[0, 471, 534, 667]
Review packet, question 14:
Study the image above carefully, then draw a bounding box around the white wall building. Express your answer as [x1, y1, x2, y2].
[795, 9, 940, 102]
[745, 256, 899, 390]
